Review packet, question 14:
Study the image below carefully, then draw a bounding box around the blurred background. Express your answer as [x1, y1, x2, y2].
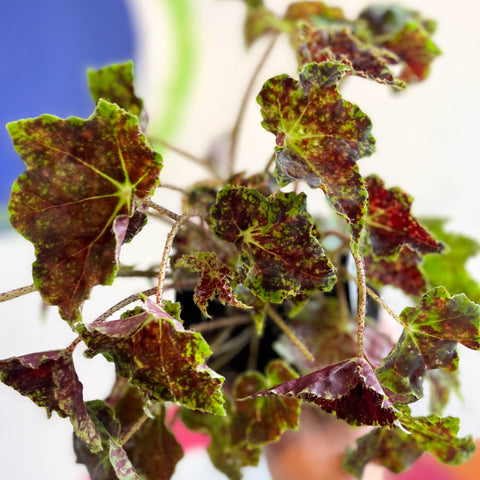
[1, 0, 480, 479]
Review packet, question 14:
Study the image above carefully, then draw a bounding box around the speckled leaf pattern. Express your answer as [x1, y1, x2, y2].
[88, 61, 144, 118]
[0, 349, 102, 452]
[81, 298, 225, 415]
[365, 175, 443, 257]
[377, 287, 480, 402]
[364, 245, 427, 296]
[297, 25, 405, 88]
[258, 62, 375, 240]
[253, 357, 397, 426]
[175, 252, 250, 317]
[345, 411, 475, 478]
[357, 5, 441, 83]
[210, 185, 336, 302]
[74, 400, 137, 480]
[232, 360, 301, 446]
[7, 100, 162, 322]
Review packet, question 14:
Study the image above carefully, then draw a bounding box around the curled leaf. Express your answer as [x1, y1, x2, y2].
[8, 100, 162, 322]
[0, 349, 102, 452]
[81, 298, 225, 415]
[253, 357, 397, 427]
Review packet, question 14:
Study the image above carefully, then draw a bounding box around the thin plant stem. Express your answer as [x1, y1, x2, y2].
[191, 313, 253, 333]
[120, 411, 150, 446]
[351, 245, 367, 357]
[267, 306, 313, 362]
[143, 197, 182, 222]
[264, 152, 276, 173]
[228, 33, 279, 176]
[156, 214, 190, 304]
[0, 284, 36, 303]
[366, 285, 403, 324]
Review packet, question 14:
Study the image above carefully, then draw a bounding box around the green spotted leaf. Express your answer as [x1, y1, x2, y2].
[253, 357, 397, 427]
[364, 245, 427, 296]
[7, 100, 162, 323]
[357, 5, 441, 82]
[376, 287, 480, 402]
[232, 360, 301, 447]
[175, 252, 250, 317]
[257, 62, 375, 240]
[74, 400, 139, 480]
[344, 410, 475, 478]
[210, 185, 336, 303]
[0, 349, 102, 453]
[365, 175, 443, 257]
[81, 298, 225, 415]
[88, 61, 144, 119]
[297, 25, 405, 88]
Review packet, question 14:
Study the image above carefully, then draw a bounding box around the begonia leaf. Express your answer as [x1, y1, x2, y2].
[297, 25, 405, 88]
[74, 400, 139, 480]
[257, 62, 375, 240]
[376, 287, 480, 402]
[345, 411, 475, 478]
[181, 403, 260, 480]
[124, 408, 184, 480]
[426, 369, 460, 416]
[253, 357, 397, 426]
[0, 348, 102, 452]
[243, 3, 280, 47]
[365, 175, 443, 257]
[81, 298, 225, 415]
[210, 185, 336, 302]
[232, 360, 300, 447]
[357, 5, 440, 83]
[88, 61, 144, 119]
[421, 219, 480, 303]
[7, 100, 162, 322]
[284, 1, 346, 25]
[364, 245, 427, 296]
[175, 252, 250, 317]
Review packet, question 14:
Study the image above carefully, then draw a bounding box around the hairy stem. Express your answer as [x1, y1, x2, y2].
[228, 33, 279, 176]
[366, 286, 403, 324]
[0, 284, 36, 303]
[156, 214, 190, 303]
[267, 306, 313, 362]
[351, 245, 367, 357]
[143, 197, 182, 222]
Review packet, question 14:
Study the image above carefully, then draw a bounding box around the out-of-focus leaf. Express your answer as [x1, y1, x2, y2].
[365, 175, 443, 257]
[182, 403, 260, 480]
[258, 62, 375, 240]
[181, 360, 299, 480]
[88, 61, 144, 119]
[81, 298, 225, 415]
[175, 252, 250, 317]
[8, 100, 162, 322]
[284, 1, 346, 25]
[0, 349, 101, 452]
[244, 3, 281, 47]
[297, 25, 404, 88]
[232, 360, 300, 446]
[210, 186, 336, 302]
[345, 410, 475, 478]
[364, 245, 427, 296]
[377, 287, 480, 402]
[253, 357, 397, 426]
[426, 369, 460, 416]
[421, 219, 480, 303]
[357, 5, 441, 82]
